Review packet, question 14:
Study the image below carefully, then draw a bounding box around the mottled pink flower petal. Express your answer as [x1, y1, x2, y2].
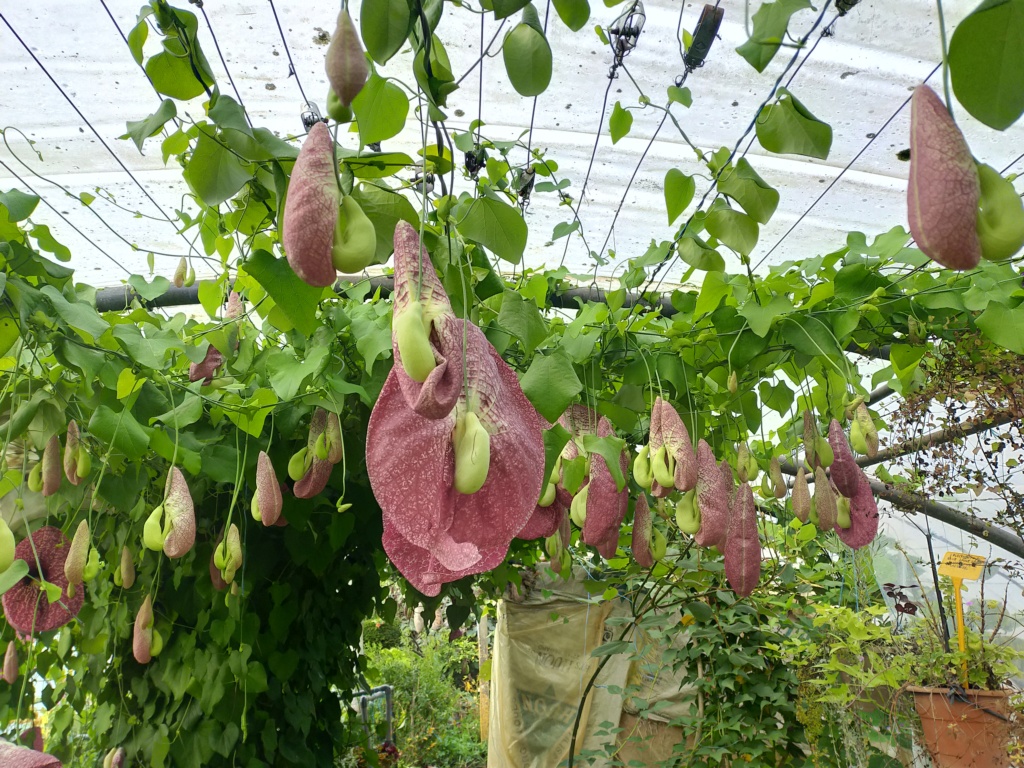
[581, 415, 629, 558]
[189, 344, 224, 384]
[1, 526, 84, 634]
[650, 397, 697, 495]
[724, 483, 760, 597]
[283, 122, 341, 287]
[517, 498, 565, 541]
[391, 223, 462, 420]
[836, 474, 879, 550]
[828, 419, 864, 499]
[693, 441, 728, 549]
[293, 458, 332, 499]
[0, 742, 62, 768]
[631, 494, 654, 568]
[908, 84, 982, 271]
[382, 520, 509, 597]
[226, 290, 243, 319]
[163, 468, 195, 558]
[256, 451, 283, 525]
[368, 327, 544, 573]
[3, 640, 18, 684]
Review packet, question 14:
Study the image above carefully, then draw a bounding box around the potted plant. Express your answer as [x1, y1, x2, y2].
[788, 581, 1024, 768]
[896, 584, 1024, 768]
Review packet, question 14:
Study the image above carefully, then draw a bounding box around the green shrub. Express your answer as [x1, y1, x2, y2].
[363, 633, 486, 768]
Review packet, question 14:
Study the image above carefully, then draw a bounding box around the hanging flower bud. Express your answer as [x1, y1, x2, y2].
[162, 468, 195, 558]
[648, 397, 697, 496]
[908, 84, 982, 270]
[855, 402, 879, 458]
[64, 520, 90, 599]
[133, 595, 154, 664]
[213, 524, 243, 584]
[3, 641, 17, 684]
[769, 456, 786, 499]
[41, 434, 61, 497]
[813, 467, 837, 532]
[173, 257, 187, 288]
[119, 546, 136, 589]
[225, 290, 243, 319]
[253, 451, 283, 526]
[325, 8, 368, 107]
[828, 419, 866, 499]
[792, 467, 810, 523]
[295, 409, 334, 499]
[64, 420, 81, 486]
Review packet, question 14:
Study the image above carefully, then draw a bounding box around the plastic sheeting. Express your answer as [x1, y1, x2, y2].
[487, 568, 695, 768]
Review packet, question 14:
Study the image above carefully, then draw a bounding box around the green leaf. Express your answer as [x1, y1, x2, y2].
[224, 388, 277, 437]
[347, 152, 415, 180]
[552, 0, 590, 31]
[667, 86, 692, 107]
[88, 404, 151, 457]
[0, 189, 40, 221]
[348, 183, 419, 264]
[30, 225, 72, 261]
[0, 560, 29, 597]
[705, 206, 759, 256]
[121, 100, 177, 152]
[542, 423, 572, 489]
[889, 343, 928, 386]
[40, 285, 108, 340]
[686, 600, 713, 622]
[361, 0, 412, 64]
[128, 274, 172, 301]
[739, 295, 793, 337]
[609, 101, 633, 144]
[197, 279, 223, 319]
[127, 16, 149, 65]
[146, 45, 213, 101]
[694, 270, 730, 318]
[664, 169, 695, 225]
[162, 130, 190, 163]
[352, 74, 410, 145]
[502, 19, 552, 97]
[521, 348, 583, 423]
[735, 0, 813, 72]
[185, 128, 252, 207]
[492, 0, 531, 20]
[244, 250, 323, 337]
[456, 195, 528, 264]
[677, 234, 725, 272]
[208, 94, 250, 134]
[976, 303, 1024, 353]
[949, 0, 1024, 131]
[582, 434, 627, 491]
[781, 315, 843, 360]
[266, 345, 330, 401]
[152, 391, 203, 429]
[756, 88, 833, 160]
[717, 158, 780, 224]
[497, 290, 548, 354]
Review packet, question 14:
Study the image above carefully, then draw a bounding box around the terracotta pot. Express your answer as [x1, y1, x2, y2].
[907, 685, 1013, 768]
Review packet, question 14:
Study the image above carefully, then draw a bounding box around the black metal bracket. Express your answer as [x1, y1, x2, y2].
[683, 4, 725, 71]
[300, 102, 326, 132]
[608, 1, 646, 76]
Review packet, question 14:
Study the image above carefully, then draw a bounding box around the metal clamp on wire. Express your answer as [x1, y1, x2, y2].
[301, 102, 326, 132]
[835, 0, 861, 15]
[683, 4, 724, 72]
[608, 1, 645, 77]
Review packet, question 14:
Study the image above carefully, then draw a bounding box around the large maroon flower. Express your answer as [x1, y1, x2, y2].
[578, 411, 629, 558]
[367, 223, 545, 592]
[2, 526, 84, 634]
[907, 84, 982, 270]
[724, 483, 761, 597]
[631, 493, 654, 568]
[693, 440, 729, 549]
[836, 474, 880, 550]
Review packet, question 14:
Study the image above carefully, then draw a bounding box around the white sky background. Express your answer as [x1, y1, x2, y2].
[2, 0, 1023, 285]
[2, 2, 1024, 596]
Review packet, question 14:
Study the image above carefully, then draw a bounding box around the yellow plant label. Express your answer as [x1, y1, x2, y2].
[937, 551, 986, 581]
